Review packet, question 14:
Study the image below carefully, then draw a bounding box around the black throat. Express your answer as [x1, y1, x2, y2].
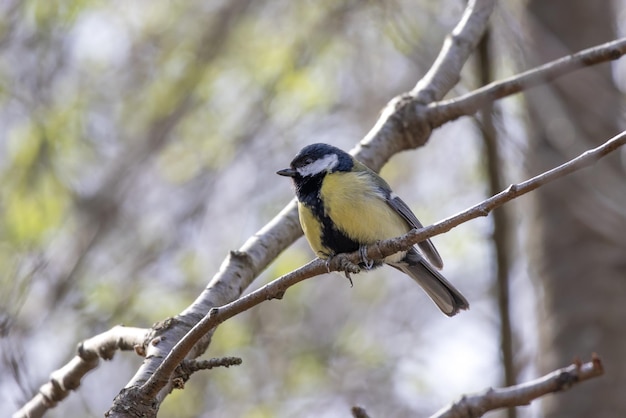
[294, 173, 324, 215]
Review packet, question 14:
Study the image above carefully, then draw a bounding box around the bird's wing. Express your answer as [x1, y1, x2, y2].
[385, 193, 444, 270]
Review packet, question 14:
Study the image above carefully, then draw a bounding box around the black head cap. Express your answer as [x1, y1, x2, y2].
[277, 143, 353, 179]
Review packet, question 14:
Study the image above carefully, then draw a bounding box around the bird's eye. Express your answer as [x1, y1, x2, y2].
[303, 157, 313, 165]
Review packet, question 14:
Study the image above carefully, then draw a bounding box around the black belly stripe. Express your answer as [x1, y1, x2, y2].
[320, 217, 360, 255]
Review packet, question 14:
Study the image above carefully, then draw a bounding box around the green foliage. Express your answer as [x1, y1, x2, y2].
[25, 0, 95, 28]
[3, 123, 68, 245]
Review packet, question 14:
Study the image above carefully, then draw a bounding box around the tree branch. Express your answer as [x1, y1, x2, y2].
[431, 355, 604, 418]
[475, 29, 518, 418]
[356, 0, 497, 167]
[413, 0, 497, 103]
[14, 326, 149, 418]
[429, 37, 626, 127]
[171, 357, 242, 390]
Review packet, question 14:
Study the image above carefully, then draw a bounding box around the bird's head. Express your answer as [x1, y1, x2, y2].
[277, 143, 353, 179]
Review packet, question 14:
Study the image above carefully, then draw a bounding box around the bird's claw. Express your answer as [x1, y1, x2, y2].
[337, 254, 360, 276]
[326, 253, 359, 287]
[359, 245, 374, 270]
[344, 272, 353, 287]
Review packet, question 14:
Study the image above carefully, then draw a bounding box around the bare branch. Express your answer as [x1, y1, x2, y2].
[413, 0, 497, 103]
[356, 0, 497, 167]
[430, 355, 604, 418]
[13, 326, 148, 418]
[138, 258, 323, 400]
[429, 37, 626, 126]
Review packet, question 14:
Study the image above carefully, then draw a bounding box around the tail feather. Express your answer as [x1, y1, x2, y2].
[388, 248, 469, 316]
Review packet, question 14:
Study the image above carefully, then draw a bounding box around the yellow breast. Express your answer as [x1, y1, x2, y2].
[320, 171, 410, 245]
[298, 203, 326, 257]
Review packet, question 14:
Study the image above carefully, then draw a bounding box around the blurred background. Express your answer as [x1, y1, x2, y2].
[1, 1, 625, 417]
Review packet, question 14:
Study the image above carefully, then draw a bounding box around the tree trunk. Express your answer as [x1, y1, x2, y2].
[525, 1, 626, 417]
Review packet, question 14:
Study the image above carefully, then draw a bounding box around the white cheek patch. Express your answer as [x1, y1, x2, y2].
[297, 153, 339, 177]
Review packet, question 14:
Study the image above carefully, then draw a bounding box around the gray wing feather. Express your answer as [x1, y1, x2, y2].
[386, 194, 444, 269]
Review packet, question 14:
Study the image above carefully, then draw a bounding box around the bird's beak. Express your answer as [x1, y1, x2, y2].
[277, 168, 297, 177]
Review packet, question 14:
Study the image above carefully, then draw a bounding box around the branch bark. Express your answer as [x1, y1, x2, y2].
[429, 37, 626, 126]
[430, 355, 604, 418]
[356, 0, 497, 167]
[14, 326, 149, 418]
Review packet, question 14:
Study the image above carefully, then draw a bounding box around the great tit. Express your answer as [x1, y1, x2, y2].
[277, 143, 469, 316]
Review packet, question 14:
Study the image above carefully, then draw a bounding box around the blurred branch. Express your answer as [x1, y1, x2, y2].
[130, 130, 626, 413]
[13, 326, 148, 418]
[351, 406, 371, 418]
[430, 355, 604, 418]
[475, 28, 517, 418]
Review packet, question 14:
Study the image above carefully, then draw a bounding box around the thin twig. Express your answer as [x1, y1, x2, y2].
[378, 130, 626, 259]
[172, 357, 242, 389]
[430, 355, 604, 418]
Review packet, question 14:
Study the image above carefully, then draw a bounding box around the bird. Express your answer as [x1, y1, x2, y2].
[277, 143, 469, 316]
